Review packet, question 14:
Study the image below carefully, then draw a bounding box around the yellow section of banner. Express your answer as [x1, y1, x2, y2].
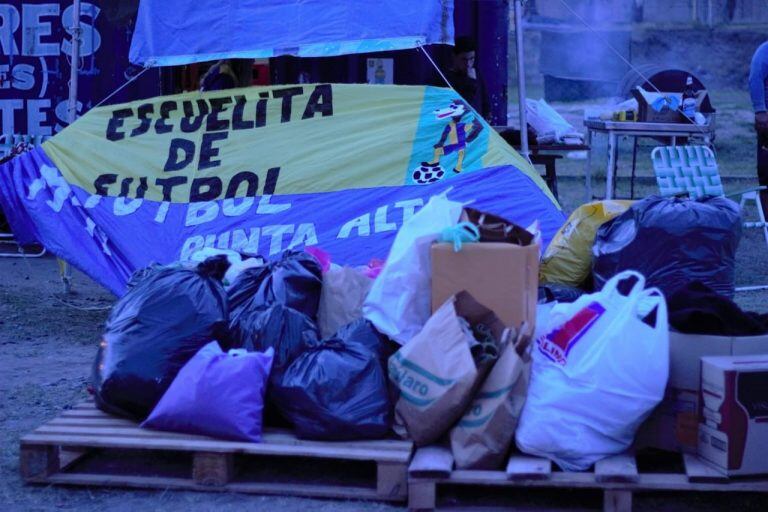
[43, 83, 541, 203]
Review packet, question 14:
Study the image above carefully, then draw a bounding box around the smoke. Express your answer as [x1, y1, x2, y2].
[526, 1, 632, 101]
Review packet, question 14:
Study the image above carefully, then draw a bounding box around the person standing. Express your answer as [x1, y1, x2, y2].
[749, 41, 768, 216]
[442, 36, 490, 120]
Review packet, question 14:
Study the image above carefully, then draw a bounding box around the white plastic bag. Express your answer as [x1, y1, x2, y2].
[363, 192, 463, 344]
[515, 271, 669, 471]
[187, 247, 264, 286]
[525, 98, 581, 144]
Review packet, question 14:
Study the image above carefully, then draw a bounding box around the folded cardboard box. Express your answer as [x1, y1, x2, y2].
[431, 242, 539, 331]
[632, 88, 713, 124]
[637, 332, 768, 453]
[698, 355, 768, 476]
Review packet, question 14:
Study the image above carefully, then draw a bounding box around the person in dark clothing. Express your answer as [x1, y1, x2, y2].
[442, 36, 489, 120]
[200, 59, 253, 92]
[748, 41, 768, 216]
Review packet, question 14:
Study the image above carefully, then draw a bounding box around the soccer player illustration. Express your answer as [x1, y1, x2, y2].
[411, 99, 484, 185]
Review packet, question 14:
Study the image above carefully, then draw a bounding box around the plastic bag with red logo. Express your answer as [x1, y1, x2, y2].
[515, 271, 669, 471]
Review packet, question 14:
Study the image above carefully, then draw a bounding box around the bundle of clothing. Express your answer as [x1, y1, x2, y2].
[668, 281, 768, 336]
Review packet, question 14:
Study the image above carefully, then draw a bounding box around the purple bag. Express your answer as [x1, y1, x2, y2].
[142, 342, 273, 442]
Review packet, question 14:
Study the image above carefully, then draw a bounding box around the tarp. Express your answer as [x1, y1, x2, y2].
[0, 84, 564, 295]
[129, 0, 455, 67]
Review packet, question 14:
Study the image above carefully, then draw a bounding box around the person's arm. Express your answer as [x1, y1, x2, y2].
[749, 44, 768, 113]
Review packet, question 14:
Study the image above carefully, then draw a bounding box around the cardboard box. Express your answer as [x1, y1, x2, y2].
[632, 88, 712, 124]
[636, 332, 768, 453]
[698, 355, 768, 476]
[431, 242, 538, 331]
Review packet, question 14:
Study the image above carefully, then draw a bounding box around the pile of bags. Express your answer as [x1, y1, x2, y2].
[541, 195, 741, 299]
[592, 196, 741, 299]
[90, 191, 715, 473]
[93, 250, 392, 442]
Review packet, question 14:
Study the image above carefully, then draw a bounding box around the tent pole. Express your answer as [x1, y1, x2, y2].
[61, 0, 81, 294]
[513, 0, 529, 159]
[67, 0, 81, 125]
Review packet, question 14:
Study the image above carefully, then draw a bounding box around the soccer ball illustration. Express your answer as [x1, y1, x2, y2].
[412, 163, 445, 185]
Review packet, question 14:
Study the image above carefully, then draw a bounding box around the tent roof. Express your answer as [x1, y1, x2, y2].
[130, 0, 455, 67]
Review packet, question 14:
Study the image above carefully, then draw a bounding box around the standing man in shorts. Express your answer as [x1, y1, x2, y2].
[749, 41, 768, 216]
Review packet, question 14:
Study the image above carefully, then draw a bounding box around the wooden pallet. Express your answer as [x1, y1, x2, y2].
[407, 446, 768, 511]
[20, 401, 413, 502]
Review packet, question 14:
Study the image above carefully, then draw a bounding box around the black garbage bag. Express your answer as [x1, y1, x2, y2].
[538, 283, 586, 304]
[125, 263, 164, 290]
[231, 303, 319, 372]
[227, 303, 319, 428]
[92, 257, 229, 420]
[593, 196, 741, 298]
[273, 323, 392, 440]
[333, 318, 392, 363]
[228, 250, 322, 320]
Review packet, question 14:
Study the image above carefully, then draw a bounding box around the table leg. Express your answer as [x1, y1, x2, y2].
[630, 137, 639, 199]
[605, 132, 617, 200]
[584, 129, 593, 202]
[545, 159, 559, 201]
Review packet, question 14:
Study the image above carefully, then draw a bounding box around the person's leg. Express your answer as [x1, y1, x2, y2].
[758, 131, 768, 216]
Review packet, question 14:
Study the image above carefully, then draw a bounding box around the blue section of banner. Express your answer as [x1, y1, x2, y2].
[0, 147, 564, 296]
[130, 0, 455, 66]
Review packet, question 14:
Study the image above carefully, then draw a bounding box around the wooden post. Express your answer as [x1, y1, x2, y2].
[377, 461, 408, 500]
[604, 490, 632, 512]
[20, 446, 59, 481]
[409, 446, 454, 479]
[408, 481, 437, 511]
[192, 452, 234, 487]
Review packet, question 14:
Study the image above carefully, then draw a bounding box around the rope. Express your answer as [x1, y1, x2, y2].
[15, 247, 112, 311]
[49, 294, 113, 312]
[418, 44, 453, 90]
[93, 66, 152, 109]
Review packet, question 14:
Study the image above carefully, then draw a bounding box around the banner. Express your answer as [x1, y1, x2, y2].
[129, 0, 454, 66]
[0, 1, 160, 137]
[0, 84, 564, 295]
